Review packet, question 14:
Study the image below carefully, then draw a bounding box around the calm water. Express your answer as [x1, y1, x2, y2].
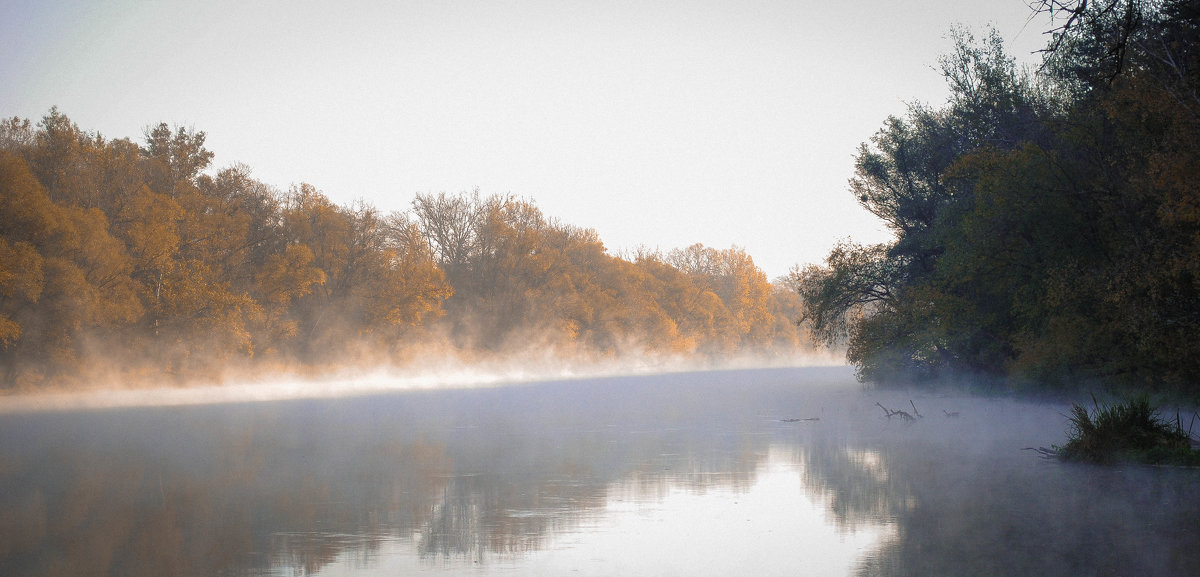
[1, 367, 1197, 576]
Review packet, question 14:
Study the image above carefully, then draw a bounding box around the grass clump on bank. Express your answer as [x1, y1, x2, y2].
[1057, 396, 1200, 466]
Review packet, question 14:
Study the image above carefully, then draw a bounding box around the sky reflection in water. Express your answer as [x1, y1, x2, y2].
[314, 446, 889, 576]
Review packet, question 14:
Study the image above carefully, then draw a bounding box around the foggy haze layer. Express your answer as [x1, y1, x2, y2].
[0, 349, 845, 413]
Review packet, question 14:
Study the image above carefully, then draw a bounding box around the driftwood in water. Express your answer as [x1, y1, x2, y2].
[1023, 446, 1058, 459]
[943, 409, 961, 418]
[876, 401, 918, 422]
[781, 417, 820, 422]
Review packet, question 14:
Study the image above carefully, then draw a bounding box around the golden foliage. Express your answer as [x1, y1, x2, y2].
[0, 112, 807, 387]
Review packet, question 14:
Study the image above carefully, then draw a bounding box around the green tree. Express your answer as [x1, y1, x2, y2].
[797, 28, 1056, 383]
[801, 4, 1200, 392]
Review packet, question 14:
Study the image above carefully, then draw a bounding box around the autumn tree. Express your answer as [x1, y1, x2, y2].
[668, 244, 776, 351]
[280, 186, 450, 362]
[0, 109, 807, 386]
[0, 149, 141, 384]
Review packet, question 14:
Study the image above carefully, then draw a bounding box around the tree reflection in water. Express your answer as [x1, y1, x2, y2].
[0, 367, 1197, 576]
[787, 391, 1200, 577]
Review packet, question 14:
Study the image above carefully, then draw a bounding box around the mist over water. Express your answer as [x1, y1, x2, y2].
[0, 351, 843, 413]
[1, 367, 1197, 576]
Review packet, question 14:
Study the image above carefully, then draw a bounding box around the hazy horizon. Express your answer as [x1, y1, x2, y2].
[0, 0, 1056, 277]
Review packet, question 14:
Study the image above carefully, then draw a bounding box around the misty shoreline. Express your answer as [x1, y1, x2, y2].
[5, 360, 1195, 423]
[0, 359, 850, 413]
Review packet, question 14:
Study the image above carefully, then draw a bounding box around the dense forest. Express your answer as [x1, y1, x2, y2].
[7, 1, 1197, 396]
[796, 0, 1200, 395]
[0, 109, 811, 389]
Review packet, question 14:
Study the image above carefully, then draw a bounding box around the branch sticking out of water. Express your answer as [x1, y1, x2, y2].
[876, 401, 919, 423]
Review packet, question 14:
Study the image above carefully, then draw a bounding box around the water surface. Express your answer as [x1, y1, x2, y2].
[1, 367, 1196, 576]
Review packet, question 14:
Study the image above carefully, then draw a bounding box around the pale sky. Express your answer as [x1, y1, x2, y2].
[1, 0, 1052, 278]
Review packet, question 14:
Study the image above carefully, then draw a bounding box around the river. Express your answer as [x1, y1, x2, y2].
[0, 366, 1196, 576]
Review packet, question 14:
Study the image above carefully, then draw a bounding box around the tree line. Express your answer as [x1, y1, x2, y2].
[795, 0, 1200, 394]
[0, 112, 808, 388]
